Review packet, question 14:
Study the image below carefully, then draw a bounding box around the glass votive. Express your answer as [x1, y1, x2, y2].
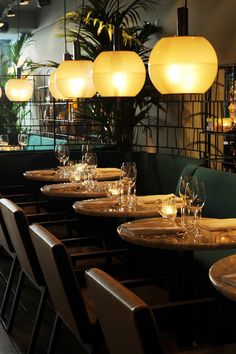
[69, 163, 86, 182]
[156, 197, 177, 221]
[105, 182, 121, 199]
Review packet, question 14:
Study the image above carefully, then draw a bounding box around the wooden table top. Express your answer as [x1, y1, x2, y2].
[209, 254, 236, 302]
[41, 181, 111, 198]
[117, 217, 236, 251]
[73, 197, 162, 218]
[24, 167, 121, 182]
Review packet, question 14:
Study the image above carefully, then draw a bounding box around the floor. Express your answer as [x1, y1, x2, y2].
[0, 247, 88, 354]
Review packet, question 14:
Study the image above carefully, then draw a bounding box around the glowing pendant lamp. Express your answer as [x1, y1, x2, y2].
[93, 51, 146, 97]
[48, 70, 65, 100]
[5, 78, 33, 101]
[148, 36, 218, 94]
[5, 1, 33, 102]
[148, 2, 218, 94]
[54, 59, 96, 99]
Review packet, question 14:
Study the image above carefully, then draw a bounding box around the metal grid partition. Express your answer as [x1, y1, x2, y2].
[0, 68, 235, 170]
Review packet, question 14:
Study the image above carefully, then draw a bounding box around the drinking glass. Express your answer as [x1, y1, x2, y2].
[18, 133, 28, 149]
[120, 162, 137, 207]
[55, 144, 70, 167]
[188, 181, 205, 236]
[83, 152, 98, 189]
[0, 134, 9, 146]
[178, 176, 197, 223]
[81, 144, 92, 160]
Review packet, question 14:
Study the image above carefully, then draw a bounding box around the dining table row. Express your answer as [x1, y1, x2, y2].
[1, 153, 236, 354]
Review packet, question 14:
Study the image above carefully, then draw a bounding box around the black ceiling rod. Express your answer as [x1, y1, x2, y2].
[177, 0, 188, 36]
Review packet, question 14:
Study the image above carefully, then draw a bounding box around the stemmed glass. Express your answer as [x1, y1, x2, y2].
[83, 152, 98, 189]
[55, 144, 70, 167]
[120, 162, 137, 207]
[18, 133, 28, 150]
[178, 176, 197, 223]
[0, 134, 9, 146]
[187, 181, 205, 236]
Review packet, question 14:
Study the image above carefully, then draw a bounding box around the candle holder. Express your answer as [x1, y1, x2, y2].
[156, 196, 177, 221]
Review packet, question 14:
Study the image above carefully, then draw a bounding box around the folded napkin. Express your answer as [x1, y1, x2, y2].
[43, 183, 81, 191]
[199, 218, 236, 231]
[137, 194, 182, 205]
[27, 169, 56, 176]
[221, 274, 236, 287]
[81, 198, 118, 208]
[96, 168, 121, 173]
[124, 219, 184, 235]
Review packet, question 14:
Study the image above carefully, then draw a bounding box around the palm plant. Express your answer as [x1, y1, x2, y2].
[0, 33, 33, 138]
[59, 0, 163, 148]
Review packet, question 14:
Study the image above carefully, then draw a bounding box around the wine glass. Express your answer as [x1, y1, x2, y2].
[0, 134, 9, 146]
[55, 144, 70, 167]
[189, 181, 205, 236]
[81, 144, 92, 160]
[120, 162, 137, 207]
[83, 152, 98, 189]
[18, 133, 28, 149]
[178, 176, 197, 222]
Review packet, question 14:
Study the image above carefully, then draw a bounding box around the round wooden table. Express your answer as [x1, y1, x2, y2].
[24, 167, 121, 183]
[73, 197, 162, 218]
[41, 181, 111, 199]
[117, 217, 236, 251]
[209, 254, 236, 302]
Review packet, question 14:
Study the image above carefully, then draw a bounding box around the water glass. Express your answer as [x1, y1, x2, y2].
[18, 133, 28, 150]
[0, 134, 9, 146]
[55, 144, 70, 167]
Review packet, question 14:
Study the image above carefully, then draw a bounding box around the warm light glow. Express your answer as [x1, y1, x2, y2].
[93, 51, 146, 97]
[48, 70, 65, 99]
[55, 60, 96, 99]
[5, 79, 33, 101]
[148, 36, 218, 94]
[0, 86, 2, 99]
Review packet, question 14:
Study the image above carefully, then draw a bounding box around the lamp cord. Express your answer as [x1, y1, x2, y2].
[63, 0, 68, 54]
[185, 0, 188, 8]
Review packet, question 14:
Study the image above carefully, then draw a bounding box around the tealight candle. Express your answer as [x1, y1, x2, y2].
[161, 205, 177, 219]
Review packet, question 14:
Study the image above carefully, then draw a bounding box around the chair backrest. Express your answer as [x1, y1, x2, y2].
[85, 268, 164, 354]
[0, 198, 44, 285]
[0, 208, 15, 255]
[29, 223, 93, 343]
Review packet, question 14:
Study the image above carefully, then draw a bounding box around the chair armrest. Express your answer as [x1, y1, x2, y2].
[27, 211, 69, 223]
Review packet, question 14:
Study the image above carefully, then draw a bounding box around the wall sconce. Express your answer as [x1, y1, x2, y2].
[148, 2, 218, 94]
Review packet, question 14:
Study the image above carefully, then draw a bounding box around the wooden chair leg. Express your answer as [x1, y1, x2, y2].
[6, 269, 25, 332]
[47, 313, 62, 354]
[0, 255, 18, 321]
[27, 287, 48, 354]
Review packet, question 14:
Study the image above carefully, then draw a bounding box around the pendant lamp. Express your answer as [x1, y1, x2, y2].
[48, 70, 65, 100]
[5, 1, 33, 102]
[54, 0, 96, 99]
[148, 2, 218, 94]
[93, 0, 146, 97]
[5, 78, 33, 101]
[93, 51, 146, 97]
[55, 59, 96, 99]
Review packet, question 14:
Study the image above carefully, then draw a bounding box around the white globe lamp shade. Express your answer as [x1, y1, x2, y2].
[5, 78, 33, 101]
[48, 71, 65, 100]
[93, 51, 146, 97]
[55, 60, 96, 99]
[148, 36, 218, 94]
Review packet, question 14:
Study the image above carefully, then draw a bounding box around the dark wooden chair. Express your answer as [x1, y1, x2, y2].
[0, 198, 48, 354]
[86, 267, 236, 354]
[29, 222, 106, 354]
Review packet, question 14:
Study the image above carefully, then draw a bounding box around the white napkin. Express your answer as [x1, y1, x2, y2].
[26, 169, 56, 176]
[221, 274, 236, 287]
[81, 198, 118, 208]
[137, 194, 182, 205]
[96, 168, 121, 173]
[124, 219, 184, 235]
[199, 218, 236, 231]
[43, 183, 81, 191]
